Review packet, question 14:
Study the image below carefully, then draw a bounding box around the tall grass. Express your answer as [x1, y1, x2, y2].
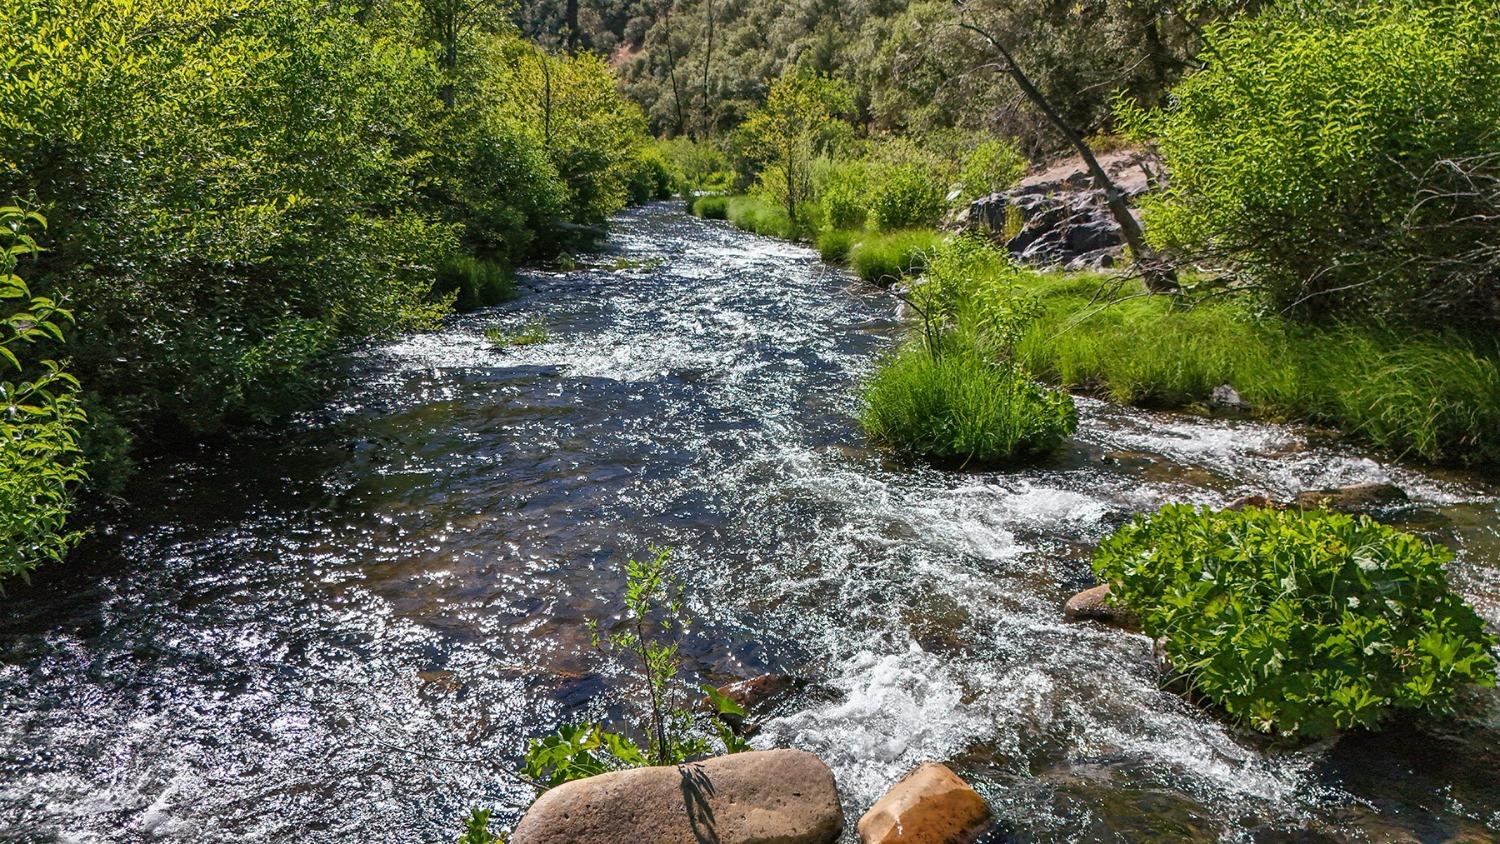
[816, 228, 860, 263]
[724, 196, 797, 239]
[691, 194, 730, 219]
[848, 229, 946, 285]
[1013, 274, 1500, 465]
[435, 255, 517, 312]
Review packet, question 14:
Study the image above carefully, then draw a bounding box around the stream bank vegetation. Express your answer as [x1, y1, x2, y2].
[1093, 505, 1497, 740]
[0, 0, 669, 579]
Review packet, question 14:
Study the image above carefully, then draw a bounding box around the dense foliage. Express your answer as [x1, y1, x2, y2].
[1095, 505, 1496, 738]
[0, 209, 84, 582]
[0, 0, 655, 497]
[1130, 0, 1500, 326]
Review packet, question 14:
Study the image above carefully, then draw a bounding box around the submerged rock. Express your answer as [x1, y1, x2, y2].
[709, 674, 809, 734]
[857, 763, 990, 844]
[510, 749, 844, 844]
[1063, 583, 1139, 631]
[1209, 383, 1251, 413]
[1292, 483, 1409, 512]
[1223, 493, 1278, 511]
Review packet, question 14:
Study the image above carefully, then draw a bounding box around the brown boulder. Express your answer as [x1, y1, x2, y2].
[1292, 483, 1408, 512]
[510, 749, 844, 844]
[856, 763, 990, 844]
[1223, 493, 1278, 512]
[1062, 583, 1139, 631]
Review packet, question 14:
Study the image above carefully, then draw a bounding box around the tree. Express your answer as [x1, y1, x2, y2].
[954, 2, 1179, 291]
[739, 70, 853, 224]
[419, 0, 511, 106]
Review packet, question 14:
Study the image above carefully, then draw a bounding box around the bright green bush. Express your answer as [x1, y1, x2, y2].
[816, 228, 860, 263]
[816, 160, 870, 230]
[1128, 0, 1500, 326]
[869, 163, 946, 231]
[626, 145, 675, 204]
[435, 256, 518, 312]
[692, 195, 730, 219]
[862, 334, 1078, 466]
[848, 230, 945, 285]
[0, 209, 85, 582]
[1095, 505, 1497, 739]
[954, 139, 1026, 205]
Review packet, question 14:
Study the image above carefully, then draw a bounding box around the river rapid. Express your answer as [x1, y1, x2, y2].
[3, 203, 1499, 842]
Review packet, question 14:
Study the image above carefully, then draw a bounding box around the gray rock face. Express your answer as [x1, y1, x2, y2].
[510, 749, 845, 844]
[957, 148, 1162, 270]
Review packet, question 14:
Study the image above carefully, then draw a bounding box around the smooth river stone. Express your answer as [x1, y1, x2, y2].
[1062, 583, 1139, 630]
[509, 749, 844, 844]
[856, 763, 990, 844]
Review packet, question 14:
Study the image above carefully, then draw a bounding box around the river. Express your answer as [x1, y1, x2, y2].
[2, 203, 1499, 842]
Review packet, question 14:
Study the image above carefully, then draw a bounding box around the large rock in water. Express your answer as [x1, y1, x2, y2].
[509, 749, 844, 844]
[1062, 583, 1139, 631]
[1292, 483, 1409, 512]
[857, 763, 990, 844]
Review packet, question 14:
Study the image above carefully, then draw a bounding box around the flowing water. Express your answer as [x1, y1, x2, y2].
[3, 204, 1499, 843]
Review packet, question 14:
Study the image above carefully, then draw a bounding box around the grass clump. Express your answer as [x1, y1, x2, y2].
[724, 196, 797, 239]
[1094, 504, 1497, 739]
[691, 194, 730, 219]
[848, 229, 945, 285]
[862, 335, 1077, 466]
[816, 228, 860, 263]
[485, 317, 550, 349]
[435, 255, 517, 312]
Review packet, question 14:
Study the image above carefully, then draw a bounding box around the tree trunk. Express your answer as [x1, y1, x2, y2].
[699, 0, 715, 136]
[960, 20, 1178, 292]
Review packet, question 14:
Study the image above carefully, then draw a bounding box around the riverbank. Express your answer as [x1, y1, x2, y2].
[692, 196, 1500, 468]
[5, 205, 1498, 840]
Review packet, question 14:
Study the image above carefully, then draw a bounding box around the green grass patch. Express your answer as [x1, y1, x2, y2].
[1011, 274, 1500, 465]
[486, 316, 550, 349]
[861, 333, 1078, 466]
[816, 228, 860, 263]
[1095, 504, 1496, 739]
[724, 196, 797, 239]
[435, 255, 517, 312]
[691, 194, 729, 219]
[847, 229, 945, 285]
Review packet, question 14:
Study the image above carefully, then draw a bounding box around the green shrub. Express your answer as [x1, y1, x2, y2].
[1126, 0, 1500, 326]
[1094, 505, 1497, 739]
[692, 195, 730, 219]
[626, 145, 675, 203]
[870, 163, 945, 231]
[861, 334, 1078, 466]
[816, 160, 870, 230]
[848, 230, 945, 285]
[435, 256, 518, 313]
[954, 139, 1026, 205]
[0, 209, 86, 583]
[816, 228, 860, 263]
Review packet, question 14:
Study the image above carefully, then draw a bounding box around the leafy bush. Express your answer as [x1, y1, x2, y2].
[816, 160, 871, 230]
[1127, 0, 1500, 326]
[862, 333, 1077, 466]
[626, 145, 675, 204]
[521, 548, 746, 787]
[954, 139, 1026, 205]
[435, 256, 518, 313]
[455, 808, 504, 844]
[869, 163, 946, 231]
[816, 228, 860, 263]
[0, 209, 85, 582]
[848, 230, 945, 285]
[658, 138, 732, 197]
[691, 195, 730, 219]
[1094, 505, 1497, 738]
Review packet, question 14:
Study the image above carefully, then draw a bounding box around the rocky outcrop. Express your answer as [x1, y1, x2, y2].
[1292, 483, 1409, 512]
[957, 148, 1162, 270]
[1062, 583, 1139, 631]
[857, 763, 990, 844]
[510, 749, 844, 844]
